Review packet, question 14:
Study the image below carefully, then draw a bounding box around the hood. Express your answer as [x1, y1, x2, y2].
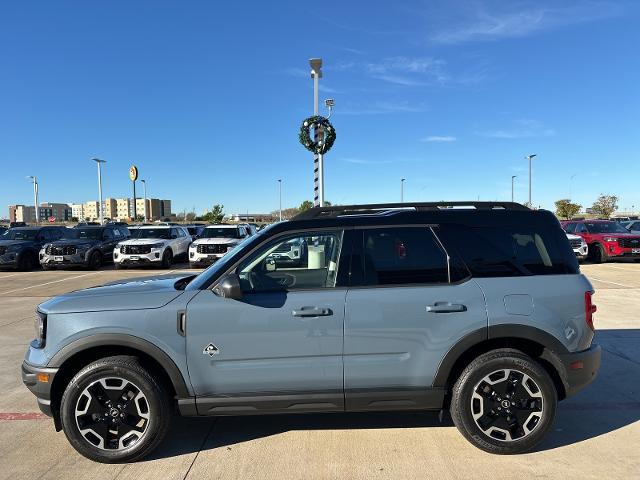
[48, 238, 99, 248]
[38, 273, 191, 314]
[119, 238, 168, 245]
[192, 237, 239, 245]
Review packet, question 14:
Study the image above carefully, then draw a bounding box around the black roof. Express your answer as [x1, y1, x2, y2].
[269, 202, 558, 234]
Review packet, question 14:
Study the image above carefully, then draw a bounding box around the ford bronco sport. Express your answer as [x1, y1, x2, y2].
[22, 202, 601, 462]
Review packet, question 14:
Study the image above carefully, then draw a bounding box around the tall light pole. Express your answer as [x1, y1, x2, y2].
[525, 154, 537, 206]
[569, 173, 577, 200]
[141, 179, 147, 222]
[27, 176, 39, 224]
[511, 175, 517, 202]
[92, 158, 106, 225]
[400, 178, 406, 203]
[277, 179, 282, 221]
[310, 58, 324, 207]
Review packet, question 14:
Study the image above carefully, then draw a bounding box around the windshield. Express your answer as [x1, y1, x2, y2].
[186, 224, 279, 291]
[66, 228, 103, 240]
[133, 228, 171, 239]
[585, 222, 629, 234]
[201, 227, 240, 239]
[3, 229, 38, 240]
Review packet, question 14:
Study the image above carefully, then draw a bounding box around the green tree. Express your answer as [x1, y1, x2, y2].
[299, 200, 314, 212]
[200, 204, 225, 223]
[554, 199, 582, 220]
[591, 194, 618, 218]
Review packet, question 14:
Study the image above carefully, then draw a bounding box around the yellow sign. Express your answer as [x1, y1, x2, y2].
[129, 165, 138, 182]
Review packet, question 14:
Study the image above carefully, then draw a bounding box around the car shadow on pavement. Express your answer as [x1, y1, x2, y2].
[147, 329, 640, 460]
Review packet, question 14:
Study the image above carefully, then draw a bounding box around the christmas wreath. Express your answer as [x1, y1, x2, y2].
[299, 115, 336, 154]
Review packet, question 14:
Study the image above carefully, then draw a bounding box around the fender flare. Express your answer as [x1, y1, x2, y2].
[48, 333, 191, 397]
[432, 324, 569, 387]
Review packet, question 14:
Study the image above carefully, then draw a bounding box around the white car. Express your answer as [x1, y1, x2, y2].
[189, 224, 251, 267]
[113, 225, 191, 268]
[566, 233, 588, 260]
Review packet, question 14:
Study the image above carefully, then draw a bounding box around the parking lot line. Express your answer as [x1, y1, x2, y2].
[0, 271, 103, 295]
[588, 277, 632, 288]
[0, 272, 27, 279]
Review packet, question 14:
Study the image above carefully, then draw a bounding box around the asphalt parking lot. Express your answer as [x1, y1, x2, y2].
[0, 263, 638, 479]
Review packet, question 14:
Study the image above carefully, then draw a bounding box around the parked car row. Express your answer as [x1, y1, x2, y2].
[561, 219, 640, 263]
[0, 223, 260, 271]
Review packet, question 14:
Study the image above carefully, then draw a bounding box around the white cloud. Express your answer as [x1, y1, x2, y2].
[339, 100, 427, 115]
[421, 135, 457, 142]
[430, 2, 621, 44]
[341, 158, 393, 165]
[366, 57, 448, 86]
[477, 119, 555, 139]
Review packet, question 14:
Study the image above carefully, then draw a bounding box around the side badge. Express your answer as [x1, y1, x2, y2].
[203, 343, 219, 357]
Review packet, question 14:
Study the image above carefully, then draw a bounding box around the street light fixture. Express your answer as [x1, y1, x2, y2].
[525, 154, 537, 206]
[401, 178, 406, 203]
[141, 179, 147, 222]
[277, 179, 282, 221]
[92, 158, 107, 225]
[511, 175, 517, 203]
[26, 176, 39, 224]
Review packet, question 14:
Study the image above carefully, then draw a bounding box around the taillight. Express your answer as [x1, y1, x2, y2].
[585, 291, 596, 331]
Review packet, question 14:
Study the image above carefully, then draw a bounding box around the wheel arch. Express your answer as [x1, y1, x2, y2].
[48, 334, 190, 430]
[433, 325, 569, 404]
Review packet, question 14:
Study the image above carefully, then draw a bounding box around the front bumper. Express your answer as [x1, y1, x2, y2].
[0, 252, 19, 267]
[572, 245, 588, 258]
[21, 360, 58, 418]
[557, 343, 601, 397]
[189, 251, 224, 266]
[40, 252, 88, 268]
[114, 250, 162, 265]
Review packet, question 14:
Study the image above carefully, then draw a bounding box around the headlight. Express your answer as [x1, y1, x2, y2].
[603, 237, 618, 242]
[33, 310, 46, 348]
[151, 243, 165, 249]
[189, 244, 197, 249]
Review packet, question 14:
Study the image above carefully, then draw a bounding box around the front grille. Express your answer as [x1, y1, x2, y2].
[0, 246, 6, 255]
[569, 239, 583, 248]
[619, 238, 640, 248]
[46, 245, 77, 255]
[197, 244, 227, 254]
[122, 245, 152, 254]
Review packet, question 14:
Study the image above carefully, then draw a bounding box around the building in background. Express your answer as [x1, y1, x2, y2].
[70, 203, 85, 220]
[8, 205, 36, 223]
[103, 198, 117, 220]
[38, 203, 72, 222]
[115, 198, 131, 220]
[83, 201, 99, 221]
[230, 213, 274, 223]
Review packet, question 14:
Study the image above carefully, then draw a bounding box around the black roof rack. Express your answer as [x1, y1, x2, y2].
[292, 201, 529, 220]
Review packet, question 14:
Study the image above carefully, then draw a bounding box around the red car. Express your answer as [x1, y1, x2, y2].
[561, 219, 640, 263]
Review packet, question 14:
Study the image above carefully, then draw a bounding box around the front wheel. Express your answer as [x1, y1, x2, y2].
[450, 350, 557, 454]
[591, 244, 606, 264]
[87, 251, 103, 270]
[60, 356, 171, 463]
[161, 249, 173, 268]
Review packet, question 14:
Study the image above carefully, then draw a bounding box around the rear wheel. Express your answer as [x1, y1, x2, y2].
[450, 350, 557, 454]
[60, 356, 171, 463]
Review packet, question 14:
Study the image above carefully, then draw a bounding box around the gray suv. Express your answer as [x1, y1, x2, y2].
[22, 202, 601, 462]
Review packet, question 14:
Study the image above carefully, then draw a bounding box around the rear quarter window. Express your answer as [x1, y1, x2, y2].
[439, 223, 578, 277]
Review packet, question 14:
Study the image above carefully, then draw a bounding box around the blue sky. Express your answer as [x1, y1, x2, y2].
[1, 0, 639, 217]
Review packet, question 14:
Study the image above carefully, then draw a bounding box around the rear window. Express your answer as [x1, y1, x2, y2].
[439, 224, 578, 277]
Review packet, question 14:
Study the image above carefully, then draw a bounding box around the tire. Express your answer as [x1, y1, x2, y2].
[17, 251, 36, 271]
[161, 249, 173, 269]
[88, 251, 103, 270]
[450, 349, 557, 455]
[114, 263, 124, 270]
[60, 356, 171, 463]
[591, 244, 606, 264]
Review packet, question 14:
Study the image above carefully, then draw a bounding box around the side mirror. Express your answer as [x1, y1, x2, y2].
[265, 257, 277, 272]
[213, 273, 243, 300]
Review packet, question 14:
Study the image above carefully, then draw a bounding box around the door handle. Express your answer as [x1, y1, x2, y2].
[426, 302, 467, 313]
[292, 306, 333, 317]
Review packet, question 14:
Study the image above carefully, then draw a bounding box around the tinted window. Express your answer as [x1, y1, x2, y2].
[201, 227, 241, 239]
[563, 223, 576, 233]
[439, 224, 578, 277]
[134, 228, 171, 239]
[584, 222, 630, 234]
[361, 227, 448, 285]
[575, 224, 587, 233]
[103, 229, 114, 240]
[3, 229, 38, 240]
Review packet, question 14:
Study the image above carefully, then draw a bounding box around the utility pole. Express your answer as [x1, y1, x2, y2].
[310, 58, 324, 207]
[278, 179, 282, 221]
[27, 176, 39, 224]
[401, 178, 406, 203]
[525, 154, 537, 206]
[511, 175, 517, 202]
[92, 158, 106, 225]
